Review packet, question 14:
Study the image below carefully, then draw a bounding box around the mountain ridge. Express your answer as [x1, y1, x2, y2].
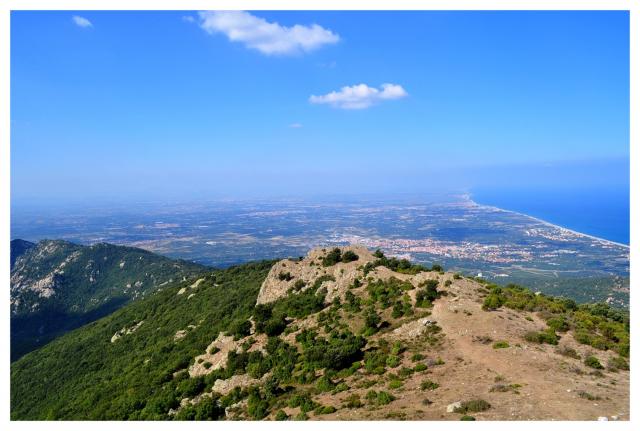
[10, 245, 629, 420]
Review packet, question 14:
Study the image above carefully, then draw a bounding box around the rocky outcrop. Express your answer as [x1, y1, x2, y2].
[256, 245, 376, 305]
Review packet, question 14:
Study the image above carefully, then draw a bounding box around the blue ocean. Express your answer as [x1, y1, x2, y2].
[472, 186, 630, 245]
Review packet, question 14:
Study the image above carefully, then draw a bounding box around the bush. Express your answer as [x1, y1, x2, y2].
[366, 390, 395, 406]
[315, 375, 336, 393]
[230, 319, 252, 339]
[411, 353, 425, 362]
[584, 356, 604, 369]
[341, 250, 359, 263]
[547, 316, 570, 332]
[420, 380, 439, 391]
[177, 377, 205, 398]
[556, 346, 580, 359]
[416, 280, 439, 307]
[608, 356, 629, 371]
[454, 399, 491, 413]
[275, 410, 289, 421]
[293, 279, 306, 291]
[414, 363, 428, 372]
[482, 293, 504, 311]
[342, 394, 363, 408]
[314, 405, 336, 415]
[322, 248, 343, 267]
[460, 415, 476, 421]
[492, 341, 509, 349]
[278, 271, 293, 281]
[524, 329, 558, 345]
[385, 355, 400, 368]
[388, 380, 403, 390]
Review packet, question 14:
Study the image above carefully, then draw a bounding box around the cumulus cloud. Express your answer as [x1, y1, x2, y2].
[72, 15, 92, 28]
[197, 11, 339, 55]
[182, 15, 195, 23]
[309, 83, 408, 109]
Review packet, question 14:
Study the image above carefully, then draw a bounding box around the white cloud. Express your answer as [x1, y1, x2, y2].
[289, 123, 303, 128]
[309, 83, 408, 109]
[182, 16, 195, 23]
[197, 11, 339, 55]
[72, 16, 92, 28]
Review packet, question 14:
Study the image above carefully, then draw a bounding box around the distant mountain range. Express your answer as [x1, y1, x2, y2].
[10, 246, 629, 420]
[10, 239, 207, 360]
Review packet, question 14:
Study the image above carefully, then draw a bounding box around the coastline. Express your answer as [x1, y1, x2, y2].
[465, 196, 630, 250]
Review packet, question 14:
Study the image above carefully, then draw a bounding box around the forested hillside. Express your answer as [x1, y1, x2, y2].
[10, 239, 207, 359]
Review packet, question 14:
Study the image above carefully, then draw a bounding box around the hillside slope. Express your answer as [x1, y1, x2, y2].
[10, 239, 35, 269]
[10, 239, 207, 360]
[11, 246, 629, 421]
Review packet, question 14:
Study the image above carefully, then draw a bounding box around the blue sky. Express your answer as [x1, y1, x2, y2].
[11, 11, 629, 202]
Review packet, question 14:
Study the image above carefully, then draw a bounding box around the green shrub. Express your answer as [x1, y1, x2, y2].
[577, 391, 601, 401]
[293, 279, 306, 291]
[524, 329, 558, 345]
[460, 415, 476, 421]
[366, 390, 395, 406]
[332, 382, 349, 394]
[584, 356, 603, 369]
[315, 375, 336, 393]
[314, 405, 337, 415]
[411, 353, 425, 362]
[482, 293, 504, 310]
[454, 399, 491, 413]
[322, 248, 343, 267]
[607, 356, 629, 371]
[420, 380, 439, 391]
[275, 410, 289, 421]
[388, 380, 403, 390]
[177, 377, 205, 398]
[342, 394, 363, 408]
[278, 271, 294, 281]
[547, 316, 570, 332]
[414, 363, 428, 372]
[556, 346, 580, 359]
[492, 341, 509, 349]
[386, 355, 400, 368]
[398, 367, 414, 378]
[341, 250, 359, 263]
[294, 412, 308, 421]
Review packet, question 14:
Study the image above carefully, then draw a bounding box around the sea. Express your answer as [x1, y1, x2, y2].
[471, 185, 630, 245]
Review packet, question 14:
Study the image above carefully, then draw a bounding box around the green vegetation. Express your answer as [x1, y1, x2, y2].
[365, 390, 395, 406]
[11, 261, 273, 420]
[321, 248, 359, 267]
[367, 277, 413, 309]
[415, 279, 439, 308]
[10, 240, 207, 360]
[584, 355, 604, 370]
[556, 346, 580, 359]
[275, 410, 289, 421]
[492, 341, 509, 349]
[363, 250, 431, 275]
[608, 356, 629, 371]
[460, 415, 476, 421]
[481, 284, 629, 359]
[524, 330, 559, 345]
[454, 399, 491, 414]
[420, 380, 439, 391]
